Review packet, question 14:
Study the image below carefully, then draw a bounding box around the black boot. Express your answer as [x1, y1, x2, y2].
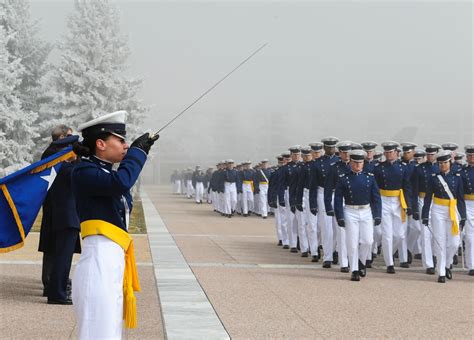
[400, 262, 410, 268]
[351, 271, 360, 281]
[426, 267, 435, 275]
[358, 260, 366, 277]
[332, 251, 339, 265]
[283, 245, 290, 249]
[277, 240, 283, 246]
[340, 266, 349, 273]
[365, 259, 372, 268]
[446, 267, 452, 280]
[290, 247, 298, 253]
[301, 251, 309, 258]
[438, 276, 446, 283]
[311, 255, 319, 262]
[386, 265, 396, 274]
[323, 261, 332, 268]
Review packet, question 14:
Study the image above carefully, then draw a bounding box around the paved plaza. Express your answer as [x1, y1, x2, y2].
[1, 185, 472, 339]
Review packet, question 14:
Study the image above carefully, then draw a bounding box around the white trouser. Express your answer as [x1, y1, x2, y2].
[279, 201, 289, 246]
[236, 193, 242, 214]
[186, 180, 194, 198]
[431, 203, 461, 276]
[372, 220, 383, 255]
[242, 183, 254, 214]
[381, 196, 407, 267]
[317, 187, 334, 261]
[303, 188, 318, 255]
[274, 206, 283, 242]
[73, 235, 124, 340]
[463, 200, 474, 270]
[334, 216, 349, 267]
[211, 191, 217, 210]
[180, 180, 185, 194]
[224, 182, 237, 214]
[173, 180, 181, 194]
[259, 184, 269, 217]
[345, 206, 374, 272]
[195, 182, 204, 202]
[407, 215, 422, 254]
[418, 197, 434, 268]
[254, 193, 260, 214]
[219, 192, 225, 213]
[285, 189, 298, 248]
[296, 207, 308, 252]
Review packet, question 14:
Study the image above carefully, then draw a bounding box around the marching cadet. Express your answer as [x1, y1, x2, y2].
[455, 152, 466, 166]
[414, 149, 426, 164]
[361, 141, 378, 173]
[278, 152, 292, 249]
[421, 150, 466, 283]
[309, 142, 324, 160]
[185, 167, 194, 199]
[72, 111, 158, 337]
[179, 170, 186, 195]
[216, 161, 227, 214]
[412, 143, 441, 274]
[268, 155, 289, 246]
[308, 142, 324, 254]
[205, 166, 214, 203]
[460, 145, 474, 276]
[309, 137, 340, 268]
[255, 159, 271, 219]
[335, 150, 382, 281]
[286, 146, 303, 253]
[241, 161, 255, 216]
[296, 147, 319, 260]
[209, 163, 220, 211]
[224, 159, 238, 217]
[325, 141, 353, 272]
[399, 142, 418, 267]
[192, 165, 206, 204]
[373, 141, 413, 274]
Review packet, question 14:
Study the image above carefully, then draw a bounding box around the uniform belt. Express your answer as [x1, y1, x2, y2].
[465, 194, 474, 200]
[380, 189, 408, 222]
[433, 197, 459, 235]
[418, 192, 426, 198]
[345, 204, 370, 209]
[243, 180, 254, 192]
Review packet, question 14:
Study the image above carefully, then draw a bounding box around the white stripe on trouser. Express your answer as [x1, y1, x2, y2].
[463, 200, 474, 270]
[430, 203, 460, 276]
[73, 235, 124, 340]
[195, 182, 204, 202]
[259, 184, 269, 217]
[242, 183, 254, 214]
[418, 197, 434, 268]
[186, 180, 194, 198]
[285, 189, 298, 248]
[381, 196, 407, 267]
[224, 182, 237, 214]
[303, 188, 318, 255]
[344, 206, 374, 272]
[173, 180, 181, 194]
[278, 203, 289, 246]
[317, 187, 334, 262]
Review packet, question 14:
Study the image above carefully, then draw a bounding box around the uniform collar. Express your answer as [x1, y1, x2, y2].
[351, 170, 363, 176]
[90, 155, 113, 171]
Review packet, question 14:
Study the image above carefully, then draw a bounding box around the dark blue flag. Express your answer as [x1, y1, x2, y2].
[0, 147, 75, 253]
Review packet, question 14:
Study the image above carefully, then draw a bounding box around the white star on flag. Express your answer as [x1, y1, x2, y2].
[40, 166, 57, 191]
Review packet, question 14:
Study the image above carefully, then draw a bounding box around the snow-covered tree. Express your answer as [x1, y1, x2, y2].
[43, 0, 146, 139]
[0, 0, 52, 113]
[0, 25, 37, 173]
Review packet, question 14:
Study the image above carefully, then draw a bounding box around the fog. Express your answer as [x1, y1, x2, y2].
[31, 0, 472, 183]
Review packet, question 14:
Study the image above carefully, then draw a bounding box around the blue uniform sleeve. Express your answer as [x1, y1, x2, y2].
[422, 176, 434, 220]
[334, 178, 344, 221]
[456, 176, 466, 220]
[277, 167, 287, 206]
[370, 178, 382, 219]
[402, 167, 413, 210]
[73, 147, 146, 197]
[324, 165, 336, 213]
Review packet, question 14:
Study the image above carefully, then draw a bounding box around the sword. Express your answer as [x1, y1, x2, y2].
[151, 42, 268, 139]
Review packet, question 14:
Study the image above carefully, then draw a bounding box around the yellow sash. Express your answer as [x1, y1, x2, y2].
[243, 180, 254, 192]
[433, 197, 459, 236]
[81, 220, 140, 328]
[259, 181, 268, 185]
[380, 189, 408, 222]
[465, 194, 474, 200]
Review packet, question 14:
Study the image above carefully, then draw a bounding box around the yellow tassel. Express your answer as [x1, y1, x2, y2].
[123, 286, 137, 328]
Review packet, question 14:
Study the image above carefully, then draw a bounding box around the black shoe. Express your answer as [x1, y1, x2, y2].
[453, 255, 458, 265]
[290, 247, 298, 253]
[340, 267, 349, 273]
[47, 298, 72, 305]
[283, 245, 290, 249]
[414, 253, 422, 260]
[351, 271, 360, 281]
[407, 250, 413, 264]
[468, 270, 474, 276]
[386, 265, 395, 274]
[446, 267, 452, 280]
[277, 240, 283, 246]
[332, 251, 339, 265]
[323, 261, 332, 268]
[365, 260, 372, 269]
[228, 214, 232, 218]
[311, 255, 319, 262]
[426, 267, 435, 275]
[438, 276, 446, 283]
[458, 246, 463, 256]
[358, 260, 366, 277]
[400, 262, 410, 268]
[262, 216, 267, 219]
[371, 253, 377, 259]
[301, 251, 309, 258]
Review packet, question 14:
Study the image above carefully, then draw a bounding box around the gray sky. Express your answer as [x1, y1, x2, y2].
[31, 1, 472, 181]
